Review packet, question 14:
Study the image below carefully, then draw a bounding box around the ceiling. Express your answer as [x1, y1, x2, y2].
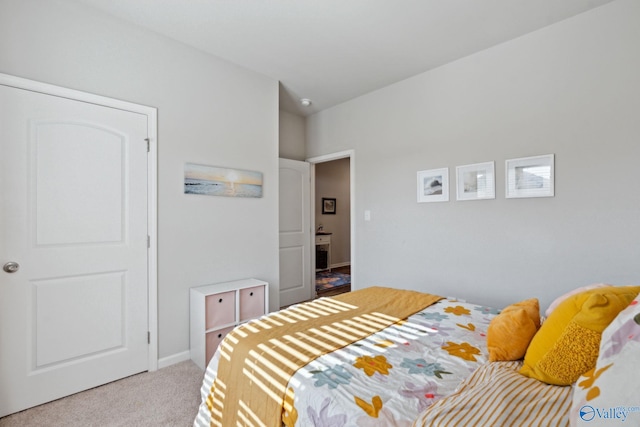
[73, 0, 615, 117]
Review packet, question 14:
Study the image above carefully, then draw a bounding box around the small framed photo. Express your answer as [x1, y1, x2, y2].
[505, 154, 554, 198]
[322, 198, 336, 214]
[456, 161, 495, 201]
[417, 168, 449, 203]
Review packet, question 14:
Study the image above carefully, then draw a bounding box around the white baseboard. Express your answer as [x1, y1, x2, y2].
[158, 350, 190, 369]
[330, 262, 351, 269]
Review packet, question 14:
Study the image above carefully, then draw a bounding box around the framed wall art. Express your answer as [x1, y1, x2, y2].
[505, 154, 554, 198]
[417, 168, 449, 203]
[322, 198, 336, 214]
[456, 161, 495, 201]
[184, 163, 263, 198]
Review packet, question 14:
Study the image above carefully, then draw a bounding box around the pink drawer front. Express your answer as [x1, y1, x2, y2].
[205, 291, 236, 329]
[205, 326, 235, 366]
[239, 285, 265, 321]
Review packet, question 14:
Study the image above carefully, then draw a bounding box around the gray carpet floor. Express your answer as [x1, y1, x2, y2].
[0, 360, 204, 427]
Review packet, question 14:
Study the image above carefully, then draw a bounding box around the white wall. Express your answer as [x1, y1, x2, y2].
[307, 0, 640, 311]
[279, 110, 306, 160]
[315, 159, 351, 266]
[0, 0, 280, 361]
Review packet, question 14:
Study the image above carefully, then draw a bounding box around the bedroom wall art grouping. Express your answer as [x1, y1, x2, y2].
[417, 154, 554, 203]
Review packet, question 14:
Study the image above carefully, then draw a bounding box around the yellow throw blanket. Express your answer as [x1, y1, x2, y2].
[206, 286, 442, 427]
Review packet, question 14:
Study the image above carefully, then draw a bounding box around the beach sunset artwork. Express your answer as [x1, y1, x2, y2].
[184, 163, 263, 198]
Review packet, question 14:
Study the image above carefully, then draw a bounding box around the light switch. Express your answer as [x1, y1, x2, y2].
[364, 210, 371, 221]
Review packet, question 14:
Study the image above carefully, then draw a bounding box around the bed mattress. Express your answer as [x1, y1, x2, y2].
[195, 293, 498, 426]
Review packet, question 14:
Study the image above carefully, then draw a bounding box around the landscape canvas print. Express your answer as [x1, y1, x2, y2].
[184, 163, 263, 198]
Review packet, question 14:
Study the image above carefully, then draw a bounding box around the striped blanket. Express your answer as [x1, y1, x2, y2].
[413, 361, 572, 426]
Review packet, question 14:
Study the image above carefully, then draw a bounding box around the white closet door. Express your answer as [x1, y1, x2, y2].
[0, 83, 149, 416]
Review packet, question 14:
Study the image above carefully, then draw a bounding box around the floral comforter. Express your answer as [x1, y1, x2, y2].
[195, 297, 497, 427]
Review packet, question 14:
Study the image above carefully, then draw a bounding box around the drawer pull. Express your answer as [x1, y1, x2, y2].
[217, 333, 222, 339]
[250, 292, 254, 296]
[218, 298, 223, 303]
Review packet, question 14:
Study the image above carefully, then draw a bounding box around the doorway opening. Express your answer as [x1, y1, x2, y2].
[307, 150, 355, 299]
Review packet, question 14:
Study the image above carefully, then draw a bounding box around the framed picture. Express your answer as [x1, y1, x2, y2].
[184, 163, 263, 198]
[505, 154, 554, 198]
[456, 161, 495, 201]
[322, 198, 336, 214]
[417, 168, 449, 203]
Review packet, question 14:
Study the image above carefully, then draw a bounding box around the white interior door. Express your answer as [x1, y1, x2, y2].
[0, 82, 149, 416]
[279, 158, 312, 307]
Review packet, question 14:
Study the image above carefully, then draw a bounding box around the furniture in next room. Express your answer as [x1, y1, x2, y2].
[189, 278, 268, 369]
[315, 232, 331, 271]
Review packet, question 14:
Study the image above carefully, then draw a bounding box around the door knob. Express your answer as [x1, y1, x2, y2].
[3, 262, 20, 273]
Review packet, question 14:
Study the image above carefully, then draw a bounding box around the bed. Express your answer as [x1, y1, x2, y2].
[194, 285, 640, 427]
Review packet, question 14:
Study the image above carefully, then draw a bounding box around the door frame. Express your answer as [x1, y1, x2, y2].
[0, 73, 159, 371]
[306, 149, 355, 288]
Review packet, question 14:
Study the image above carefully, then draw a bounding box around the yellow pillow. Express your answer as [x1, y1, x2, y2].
[487, 298, 540, 361]
[503, 298, 541, 328]
[519, 285, 640, 385]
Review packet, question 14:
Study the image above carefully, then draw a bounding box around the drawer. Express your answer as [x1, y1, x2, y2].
[315, 235, 330, 244]
[239, 285, 266, 321]
[205, 326, 235, 366]
[205, 290, 236, 329]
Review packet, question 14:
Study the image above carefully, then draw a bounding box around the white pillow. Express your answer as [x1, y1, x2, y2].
[570, 294, 640, 426]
